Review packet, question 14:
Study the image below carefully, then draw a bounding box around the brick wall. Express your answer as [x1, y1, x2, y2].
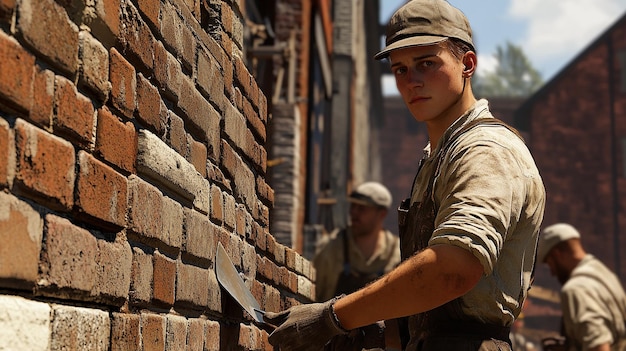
[0, 0, 314, 350]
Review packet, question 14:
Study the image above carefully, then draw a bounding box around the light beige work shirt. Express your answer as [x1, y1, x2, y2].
[313, 228, 401, 302]
[410, 99, 546, 325]
[562, 254, 626, 351]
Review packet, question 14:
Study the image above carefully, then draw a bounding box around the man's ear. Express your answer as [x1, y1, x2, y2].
[462, 52, 477, 78]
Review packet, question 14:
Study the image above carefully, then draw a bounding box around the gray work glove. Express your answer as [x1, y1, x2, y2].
[265, 296, 348, 351]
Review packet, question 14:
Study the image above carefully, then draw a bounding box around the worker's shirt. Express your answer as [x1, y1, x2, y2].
[410, 99, 546, 325]
[562, 254, 626, 351]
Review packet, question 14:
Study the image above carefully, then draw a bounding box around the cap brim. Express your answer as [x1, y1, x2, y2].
[374, 35, 448, 60]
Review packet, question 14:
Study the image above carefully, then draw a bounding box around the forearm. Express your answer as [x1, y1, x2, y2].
[589, 343, 611, 351]
[333, 244, 483, 329]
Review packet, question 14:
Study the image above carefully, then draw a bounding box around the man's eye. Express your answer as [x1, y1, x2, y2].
[394, 67, 407, 75]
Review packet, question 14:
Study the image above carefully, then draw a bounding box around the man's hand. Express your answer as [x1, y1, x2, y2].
[264, 297, 348, 351]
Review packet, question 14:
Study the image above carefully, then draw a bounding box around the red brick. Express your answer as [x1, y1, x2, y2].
[130, 247, 153, 305]
[78, 31, 110, 101]
[188, 137, 207, 177]
[95, 106, 137, 173]
[30, 67, 54, 129]
[128, 176, 164, 241]
[93, 239, 132, 303]
[141, 313, 166, 351]
[40, 214, 97, 294]
[89, 0, 120, 47]
[165, 315, 187, 351]
[182, 207, 213, 260]
[176, 261, 209, 308]
[109, 48, 136, 118]
[136, 0, 160, 30]
[204, 320, 220, 351]
[17, 0, 79, 75]
[153, 251, 176, 306]
[120, 2, 155, 71]
[188, 319, 205, 351]
[136, 74, 165, 136]
[168, 111, 188, 156]
[0, 31, 34, 111]
[0, 192, 43, 288]
[153, 41, 181, 103]
[111, 313, 141, 351]
[76, 151, 128, 227]
[54, 76, 95, 148]
[0, 118, 12, 187]
[197, 47, 224, 108]
[256, 176, 274, 207]
[244, 98, 266, 143]
[15, 119, 75, 211]
[209, 184, 223, 224]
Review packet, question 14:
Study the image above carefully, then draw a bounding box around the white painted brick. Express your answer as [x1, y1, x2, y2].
[0, 295, 51, 351]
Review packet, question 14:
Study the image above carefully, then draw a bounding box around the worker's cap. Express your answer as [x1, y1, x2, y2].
[537, 223, 581, 263]
[375, 0, 474, 60]
[348, 182, 392, 209]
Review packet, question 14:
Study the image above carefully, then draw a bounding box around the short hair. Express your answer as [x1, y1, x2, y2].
[441, 38, 474, 60]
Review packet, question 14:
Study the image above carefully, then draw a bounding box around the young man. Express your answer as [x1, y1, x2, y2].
[538, 223, 626, 351]
[314, 181, 400, 303]
[265, 1, 546, 350]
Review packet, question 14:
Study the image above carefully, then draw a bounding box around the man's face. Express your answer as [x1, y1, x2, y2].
[545, 252, 570, 285]
[349, 203, 384, 238]
[389, 43, 467, 126]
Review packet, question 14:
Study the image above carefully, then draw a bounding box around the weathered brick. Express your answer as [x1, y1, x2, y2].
[87, 0, 121, 47]
[40, 214, 97, 295]
[120, 1, 155, 71]
[196, 48, 224, 110]
[14, 119, 75, 211]
[207, 268, 221, 313]
[141, 313, 166, 351]
[160, 1, 194, 71]
[78, 31, 110, 101]
[165, 315, 188, 351]
[162, 196, 183, 248]
[17, 0, 79, 75]
[136, 0, 160, 30]
[0, 31, 34, 112]
[153, 41, 182, 103]
[183, 207, 216, 260]
[209, 184, 223, 224]
[244, 97, 266, 143]
[153, 251, 176, 306]
[93, 239, 132, 303]
[136, 130, 210, 214]
[30, 67, 54, 129]
[204, 320, 220, 351]
[176, 261, 209, 308]
[188, 318, 205, 351]
[50, 306, 110, 351]
[76, 151, 128, 227]
[168, 111, 188, 157]
[0, 118, 14, 188]
[223, 193, 236, 230]
[188, 136, 207, 177]
[109, 48, 136, 119]
[137, 73, 166, 136]
[256, 176, 274, 207]
[130, 247, 153, 304]
[178, 76, 219, 143]
[0, 295, 51, 350]
[111, 313, 141, 351]
[128, 175, 164, 241]
[95, 106, 137, 173]
[54, 76, 96, 148]
[0, 192, 43, 288]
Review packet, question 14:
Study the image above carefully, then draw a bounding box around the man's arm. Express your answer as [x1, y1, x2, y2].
[334, 243, 483, 329]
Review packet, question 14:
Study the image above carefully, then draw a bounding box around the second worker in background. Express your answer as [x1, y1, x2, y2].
[314, 181, 401, 303]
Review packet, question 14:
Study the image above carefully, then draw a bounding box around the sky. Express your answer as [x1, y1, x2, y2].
[380, 0, 626, 95]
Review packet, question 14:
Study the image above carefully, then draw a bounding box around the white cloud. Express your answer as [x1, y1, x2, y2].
[382, 74, 399, 96]
[510, 0, 626, 66]
[477, 54, 498, 76]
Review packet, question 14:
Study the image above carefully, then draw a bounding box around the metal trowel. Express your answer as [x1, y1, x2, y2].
[215, 241, 266, 324]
